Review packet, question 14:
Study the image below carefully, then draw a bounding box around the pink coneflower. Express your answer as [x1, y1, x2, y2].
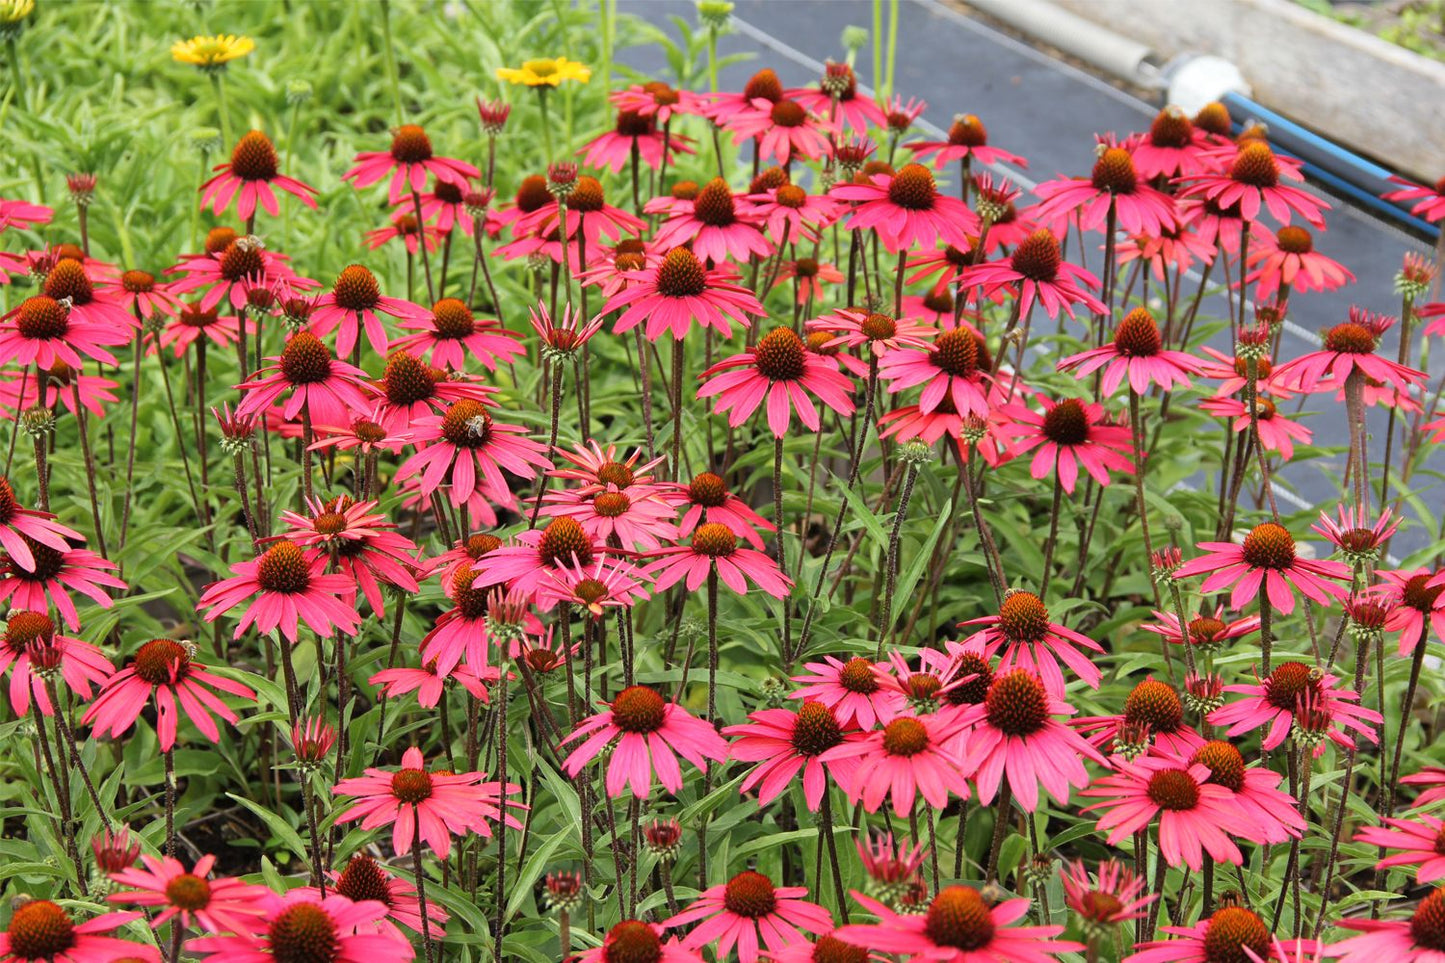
[343, 124, 479, 205]
[644, 521, 792, 597]
[0, 610, 112, 718]
[0, 363, 114, 419]
[612, 81, 708, 123]
[411, 178, 474, 234]
[1130, 106, 1215, 179]
[837, 886, 1080, 962]
[871, 646, 977, 717]
[1075, 677, 1205, 759]
[371, 659, 493, 708]
[1142, 604, 1259, 653]
[536, 555, 650, 617]
[820, 710, 971, 817]
[82, 638, 255, 751]
[1330, 891, 1445, 962]
[200, 130, 317, 219]
[370, 349, 496, 432]
[879, 328, 991, 417]
[1197, 345, 1291, 399]
[153, 301, 250, 357]
[725, 701, 858, 810]
[108, 853, 270, 934]
[1058, 307, 1204, 395]
[512, 175, 645, 251]
[669, 871, 834, 963]
[562, 684, 729, 798]
[1180, 193, 1250, 255]
[1033, 145, 1178, 236]
[1189, 739, 1306, 844]
[1384, 174, 1445, 223]
[279, 496, 421, 616]
[307, 263, 433, 358]
[310, 853, 450, 942]
[905, 112, 1029, 170]
[542, 484, 679, 550]
[419, 563, 506, 676]
[0, 538, 125, 631]
[578, 238, 661, 298]
[1175, 140, 1328, 227]
[166, 235, 314, 313]
[750, 185, 842, 246]
[959, 589, 1106, 691]
[577, 921, 702, 963]
[793, 60, 888, 132]
[364, 211, 444, 254]
[698, 327, 856, 437]
[807, 307, 935, 358]
[1246, 224, 1354, 300]
[187, 891, 410, 961]
[468, 517, 603, 599]
[963, 227, 1107, 320]
[1312, 505, 1399, 566]
[0, 294, 128, 369]
[32, 256, 134, 330]
[333, 746, 520, 858]
[550, 439, 663, 493]
[993, 396, 1135, 493]
[1126, 905, 1316, 963]
[763, 933, 886, 962]
[957, 669, 1107, 810]
[1271, 309, 1426, 394]
[0, 197, 53, 231]
[1061, 858, 1156, 937]
[1378, 568, 1445, 648]
[1208, 660, 1381, 755]
[652, 177, 772, 263]
[1403, 769, 1445, 808]
[791, 655, 895, 730]
[1199, 395, 1312, 460]
[1117, 224, 1218, 282]
[832, 163, 978, 253]
[100, 268, 183, 320]
[658, 471, 775, 549]
[775, 257, 844, 304]
[706, 69, 802, 126]
[1355, 814, 1445, 882]
[582, 110, 697, 172]
[0, 477, 82, 572]
[727, 97, 833, 164]
[235, 330, 377, 427]
[604, 247, 764, 341]
[1080, 756, 1257, 871]
[395, 399, 551, 510]
[1173, 522, 1351, 613]
[197, 540, 362, 642]
[0, 900, 154, 963]
[309, 407, 409, 456]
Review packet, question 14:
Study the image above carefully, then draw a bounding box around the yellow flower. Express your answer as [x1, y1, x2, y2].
[0, 0, 35, 36]
[495, 57, 591, 88]
[171, 34, 255, 71]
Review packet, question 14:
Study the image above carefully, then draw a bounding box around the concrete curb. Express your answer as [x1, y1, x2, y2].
[1048, 0, 1445, 181]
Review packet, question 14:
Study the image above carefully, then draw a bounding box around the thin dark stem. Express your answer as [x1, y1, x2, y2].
[412, 813, 437, 963]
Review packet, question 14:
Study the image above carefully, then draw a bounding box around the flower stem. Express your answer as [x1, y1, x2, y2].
[985, 781, 1013, 884]
[878, 460, 918, 657]
[412, 813, 437, 963]
[164, 747, 176, 857]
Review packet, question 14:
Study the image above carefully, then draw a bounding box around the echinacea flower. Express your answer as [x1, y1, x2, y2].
[993, 396, 1135, 493]
[419, 563, 506, 676]
[235, 330, 378, 427]
[1057, 307, 1204, 396]
[790, 655, 895, 730]
[831, 163, 979, 253]
[1329, 888, 1445, 962]
[905, 112, 1028, 170]
[0, 197, 52, 232]
[0, 538, 125, 631]
[604, 247, 763, 341]
[1126, 905, 1313, 963]
[82, 638, 255, 751]
[1080, 756, 1257, 871]
[172, 33, 253, 69]
[652, 177, 772, 263]
[1188, 739, 1307, 844]
[1270, 309, 1426, 394]
[108, 853, 270, 934]
[0, 294, 129, 369]
[279, 496, 421, 616]
[579, 109, 696, 172]
[187, 891, 411, 962]
[0, 476, 83, 572]
[1130, 106, 1214, 178]
[667, 871, 834, 963]
[1032, 144, 1178, 237]
[612, 81, 707, 123]
[957, 669, 1107, 810]
[725, 701, 858, 810]
[1176, 140, 1329, 227]
[1141, 604, 1259, 653]
[343, 124, 480, 206]
[0, 610, 113, 717]
[836, 887, 1082, 963]
[364, 212, 444, 255]
[806, 307, 935, 358]
[575, 921, 702, 963]
[1355, 814, 1445, 882]
[541, 484, 679, 550]
[1311, 505, 1399, 568]
[395, 399, 551, 510]
[101, 268, 183, 320]
[370, 349, 497, 432]
[496, 56, 591, 87]
[313, 852, 450, 942]
[963, 227, 1107, 320]
[1074, 677, 1205, 759]
[307, 263, 433, 358]
[0, 900, 154, 963]
[644, 522, 792, 598]
[794, 60, 888, 132]
[536, 555, 650, 617]
[750, 184, 842, 246]
[197, 540, 362, 642]
[1198, 395, 1312, 460]
[774, 257, 844, 304]
[725, 97, 833, 164]
[1378, 568, 1445, 648]
[561, 684, 729, 798]
[200, 130, 317, 220]
[878, 328, 991, 418]
[820, 710, 971, 817]
[333, 746, 521, 858]
[166, 234, 313, 313]
[1384, 174, 1445, 223]
[1060, 859, 1156, 938]
[1173, 522, 1351, 613]
[1246, 224, 1354, 301]
[958, 589, 1106, 692]
[698, 327, 856, 437]
[1207, 660, 1381, 755]
[657, 471, 775, 549]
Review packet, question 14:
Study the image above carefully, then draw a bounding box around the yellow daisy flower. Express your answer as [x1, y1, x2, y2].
[171, 34, 255, 71]
[0, 0, 35, 37]
[495, 57, 591, 88]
